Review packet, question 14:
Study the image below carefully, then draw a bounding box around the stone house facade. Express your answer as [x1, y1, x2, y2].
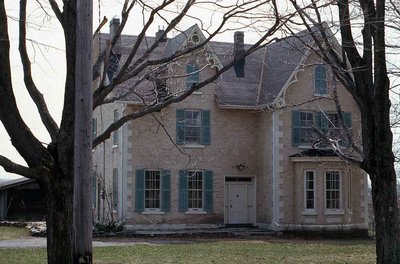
[92, 19, 368, 233]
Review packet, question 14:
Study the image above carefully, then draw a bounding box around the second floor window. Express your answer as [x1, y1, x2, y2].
[292, 111, 352, 146]
[176, 109, 211, 145]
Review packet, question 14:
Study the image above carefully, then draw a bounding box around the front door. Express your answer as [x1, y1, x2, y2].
[228, 183, 248, 224]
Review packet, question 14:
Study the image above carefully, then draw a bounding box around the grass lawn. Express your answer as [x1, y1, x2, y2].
[0, 239, 375, 264]
[0, 226, 29, 240]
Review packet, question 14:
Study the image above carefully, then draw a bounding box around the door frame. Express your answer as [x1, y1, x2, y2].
[224, 175, 256, 225]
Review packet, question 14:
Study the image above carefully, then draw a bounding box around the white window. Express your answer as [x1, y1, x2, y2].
[304, 170, 316, 210]
[145, 170, 161, 210]
[300, 112, 315, 144]
[314, 64, 328, 95]
[185, 110, 201, 144]
[188, 171, 203, 210]
[325, 170, 341, 210]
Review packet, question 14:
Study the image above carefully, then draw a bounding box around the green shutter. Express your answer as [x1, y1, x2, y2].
[201, 110, 211, 145]
[204, 170, 213, 212]
[135, 169, 145, 212]
[92, 118, 97, 138]
[113, 168, 118, 210]
[161, 170, 171, 212]
[176, 109, 185, 144]
[292, 111, 300, 146]
[343, 112, 352, 128]
[178, 170, 188, 212]
[92, 171, 97, 208]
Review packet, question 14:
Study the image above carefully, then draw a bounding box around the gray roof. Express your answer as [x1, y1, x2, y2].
[99, 25, 318, 108]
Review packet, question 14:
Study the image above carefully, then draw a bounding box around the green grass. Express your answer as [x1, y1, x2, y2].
[0, 239, 375, 264]
[0, 226, 29, 240]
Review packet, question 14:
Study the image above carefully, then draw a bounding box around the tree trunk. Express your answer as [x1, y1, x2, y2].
[45, 173, 74, 264]
[371, 168, 400, 263]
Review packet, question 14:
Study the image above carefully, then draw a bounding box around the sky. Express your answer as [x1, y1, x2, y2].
[0, 0, 276, 181]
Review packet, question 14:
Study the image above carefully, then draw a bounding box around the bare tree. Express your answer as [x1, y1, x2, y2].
[288, 0, 400, 262]
[0, 0, 286, 263]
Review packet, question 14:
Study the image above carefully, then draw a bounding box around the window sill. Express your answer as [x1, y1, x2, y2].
[324, 210, 344, 215]
[142, 210, 165, 215]
[183, 144, 205, 149]
[314, 93, 330, 98]
[112, 144, 119, 149]
[302, 211, 317, 216]
[185, 210, 207, 215]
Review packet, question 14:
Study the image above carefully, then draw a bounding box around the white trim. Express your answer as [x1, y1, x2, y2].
[272, 111, 280, 225]
[142, 210, 165, 215]
[185, 210, 207, 215]
[304, 170, 316, 211]
[290, 157, 342, 163]
[183, 144, 205, 149]
[282, 223, 368, 231]
[324, 170, 342, 212]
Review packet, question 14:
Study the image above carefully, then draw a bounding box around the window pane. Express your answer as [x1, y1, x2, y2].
[145, 170, 161, 209]
[188, 171, 203, 209]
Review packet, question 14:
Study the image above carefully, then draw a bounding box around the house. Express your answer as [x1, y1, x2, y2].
[92, 19, 368, 234]
[0, 177, 46, 220]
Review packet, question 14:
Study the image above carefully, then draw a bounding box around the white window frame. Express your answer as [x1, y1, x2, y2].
[303, 170, 316, 214]
[324, 170, 343, 214]
[144, 170, 161, 212]
[184, 110, 202, 145]
[314, 64, 328, 96]
[187, 170, 204, 212]
[299, 111, 315, 145]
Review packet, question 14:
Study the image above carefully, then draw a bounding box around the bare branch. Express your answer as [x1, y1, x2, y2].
[48, 0, 63, 24]
[0, 155, 50, 181]
[19, 0, 59, 142]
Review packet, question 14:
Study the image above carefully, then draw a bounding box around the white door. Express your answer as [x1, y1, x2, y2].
[228, 183, 248, 224]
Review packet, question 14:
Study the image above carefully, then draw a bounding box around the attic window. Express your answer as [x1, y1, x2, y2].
[191, 33, 200, 43]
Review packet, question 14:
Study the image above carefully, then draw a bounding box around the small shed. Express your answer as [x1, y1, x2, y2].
[0, 177, 46, 220]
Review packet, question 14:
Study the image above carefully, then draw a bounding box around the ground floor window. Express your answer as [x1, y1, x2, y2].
[325, 170, 341, 210]
[304, 170, 315, 210]
[145, 170, 161, 209]
[188, 171, 203, 210]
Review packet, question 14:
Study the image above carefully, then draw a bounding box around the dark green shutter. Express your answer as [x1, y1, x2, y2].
[204, 171, 213, 212]
[92, 118, 97, 138]
[292, 111, 300, 146]
[201, 110, 211, 145]
[135, 169, 145, 212]
[343, 112, 352, 128]
[178, 170, 188, 212]
[92, 171, 97, 208]
[112, 168, 118, 210]
[161, 170, 171, 212]
[176, 109, 185, 144]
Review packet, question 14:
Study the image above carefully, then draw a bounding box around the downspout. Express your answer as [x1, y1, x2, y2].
[120, 104, 127, 220]
[272, 111, 280, 230]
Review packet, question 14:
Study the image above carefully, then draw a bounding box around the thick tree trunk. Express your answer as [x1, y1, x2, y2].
[371, 169, 400, 264]
[45, 173, 74, 264]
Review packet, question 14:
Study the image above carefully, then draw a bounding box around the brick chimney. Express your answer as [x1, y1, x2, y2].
[109, 17, 121, 54]
[155, 26, 167, 42]
[233, 31, 245, 78]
